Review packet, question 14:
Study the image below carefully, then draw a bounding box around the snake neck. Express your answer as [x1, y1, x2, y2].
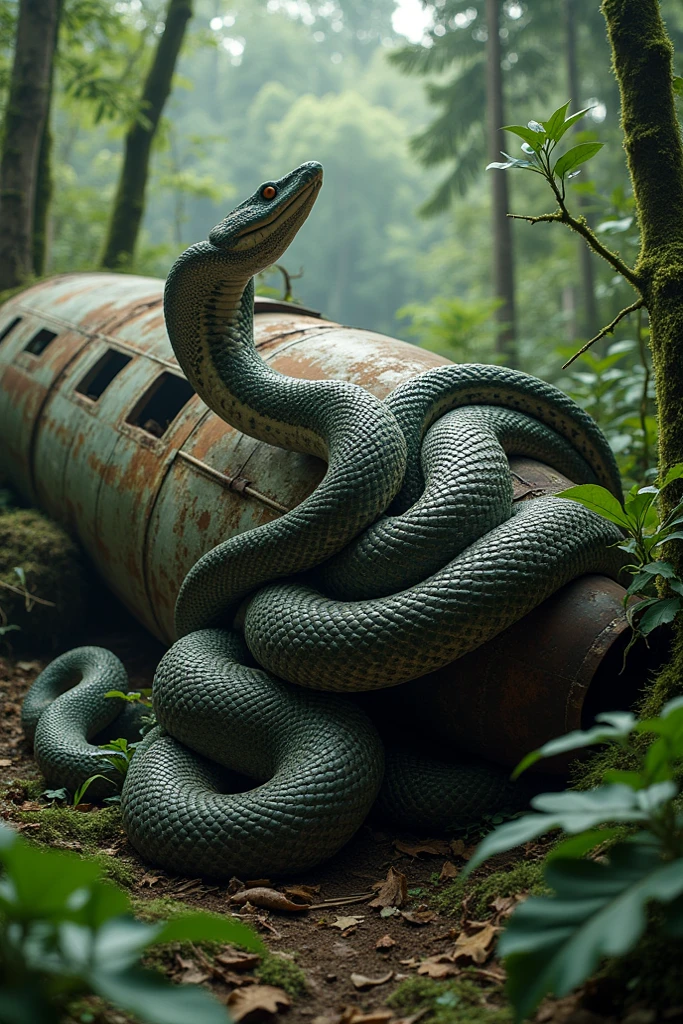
[165, 249, 324, 456]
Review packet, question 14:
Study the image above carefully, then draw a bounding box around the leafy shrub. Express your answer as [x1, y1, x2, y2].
[560, 461, 683, 642]
[0, 822, 262, 1023]
[465, 697, 683, 1022]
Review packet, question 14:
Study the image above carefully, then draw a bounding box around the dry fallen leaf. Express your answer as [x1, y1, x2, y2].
[331, 940, 358, 958]
[400, 909, 437, 926]
[341, 1011, 393, 1024]
[19, 801, 41, 812]
[375, 934, 396, 951]
[417, 955, 458, 979]
[350, 970, 394, 991]
[227, 876, 246, 895]
[216, 950, 261, 972]
[16, 661, 39, 671]
[490, 895, 522, 920]
[368, 866, 408, 909]
[330, 915, 364, 932]
[452, 922, 499, 964]
[0, 758, 13, 767]
[246, 878, 271, 888]
[139, 873, 161, 887]
[439, 860, 459, 882]
[282, 883, 320, 904]
[226, 984, 291, 1021]
[394, 838, 450, 858]
[231, 887, 308, 913]
[449, 839, 475, 861]
[175, 956, 211, 985]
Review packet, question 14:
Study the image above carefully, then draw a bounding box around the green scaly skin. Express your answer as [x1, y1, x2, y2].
[21, 162, 625, 879]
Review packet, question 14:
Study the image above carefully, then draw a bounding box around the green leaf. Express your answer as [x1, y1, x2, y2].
[500, 839, 683, 1022]
[512, 712, 637, 778]
[557, 485, 628, 528]
[550, 106, 594, 142]
[89, 967, 231, 1024]
[662, 462, 683, 488]
[626, 572, 658, 597]
[542, 101, 571, 139]
[43, 787, 67, 801]
[13, 566, 26, 588]
[662, 695, 683, 717]
[152, 911, 263, 951]
[553, 142, 604, 179]
[0, 838, 102, 918]
[674, 75, 683, 97]
[545, 828, 622, 862]
[623, 489, 657, 528]
[75, 881, 131, 929]
[602, 769, 648, 789]
[638, 597, 681, 634]
[638, 560, 676, 578]
[73, 773, 116, 806]
[654, 531, 683, 547]
[90, 917, 162, 972]
[501, 124, 546, 152]
[596, 216, 634, 235]
[464, 784, 665, 874]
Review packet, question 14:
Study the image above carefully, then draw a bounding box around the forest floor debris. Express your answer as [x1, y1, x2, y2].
[0, 607, 678, 1024]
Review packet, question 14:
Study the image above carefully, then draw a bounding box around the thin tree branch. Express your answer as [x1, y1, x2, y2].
[508, 205, 641, 290]
[561, 298, 644, 368]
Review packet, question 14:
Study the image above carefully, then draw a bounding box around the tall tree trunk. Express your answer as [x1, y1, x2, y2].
[101, 0, 193, 270]
[32, 0, 64, 278]
[566, 0, 599, 340]
[602, 0, 683, 704]
[485, 0, 517, 366]
[0, 0, 59, 291]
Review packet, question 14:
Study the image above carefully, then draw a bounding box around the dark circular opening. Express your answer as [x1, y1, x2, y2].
[581, 622, 671, 727]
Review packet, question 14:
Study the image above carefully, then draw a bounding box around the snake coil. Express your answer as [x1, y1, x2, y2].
[22, 162, 624, 878]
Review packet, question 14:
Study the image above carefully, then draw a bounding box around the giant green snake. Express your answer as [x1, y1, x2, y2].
[21, 162, 625, 878]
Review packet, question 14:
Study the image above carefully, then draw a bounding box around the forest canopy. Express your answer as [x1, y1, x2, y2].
[1, 0, 682, 449]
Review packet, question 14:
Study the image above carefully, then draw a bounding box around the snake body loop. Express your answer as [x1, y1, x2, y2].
[22, 162, 626, 877]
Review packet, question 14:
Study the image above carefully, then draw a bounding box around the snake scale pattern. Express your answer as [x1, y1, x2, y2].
[22, 162, 625, 878]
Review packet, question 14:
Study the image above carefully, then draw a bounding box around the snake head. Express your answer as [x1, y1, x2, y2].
[207, 161, 323, 273]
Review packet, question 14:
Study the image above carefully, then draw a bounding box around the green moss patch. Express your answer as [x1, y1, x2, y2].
[0, 509, 88, 651]
[433, 860, 547, 918]
[17, 805, 125, 849]
[256, 951, 307, 996]
[387, 974, 511, 1024]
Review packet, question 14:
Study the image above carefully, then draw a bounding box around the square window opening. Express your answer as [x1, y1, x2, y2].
[76, 349, 132, 401]
[0, 316, 22, 346]
[25, 328, 58, 357]
[126, 372, 194, 437]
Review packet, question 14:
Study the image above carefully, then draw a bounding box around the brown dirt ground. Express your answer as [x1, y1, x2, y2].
[0, 601, 678, 1024]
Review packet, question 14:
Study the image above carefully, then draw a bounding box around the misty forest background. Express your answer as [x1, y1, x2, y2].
[5, 0, 683, 485]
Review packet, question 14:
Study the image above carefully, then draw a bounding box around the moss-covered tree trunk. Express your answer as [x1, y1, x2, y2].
[603, 0, 683, 700]
[32, 0, 64, 278]
[101, 0, 193, 270]
[485, 0, 517, 366]
[0, 0, 59, 291]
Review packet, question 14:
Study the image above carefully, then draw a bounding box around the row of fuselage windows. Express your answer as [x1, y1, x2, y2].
[0, 315, 194, 438]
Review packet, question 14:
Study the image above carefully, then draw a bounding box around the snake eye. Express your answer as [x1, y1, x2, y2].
[262, 185, 277, 200]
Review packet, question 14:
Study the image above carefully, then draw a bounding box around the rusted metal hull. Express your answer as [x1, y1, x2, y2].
[0, 273, 446, 641]
[0, 273, 652, 771]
